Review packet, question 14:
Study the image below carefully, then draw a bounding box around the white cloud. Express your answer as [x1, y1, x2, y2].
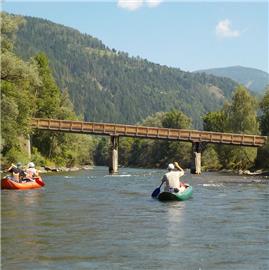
[216, 19, 240, 38]
[117, 0, 144, 11]
[146, 0, 162, 8]
[117, 0, 162, 11]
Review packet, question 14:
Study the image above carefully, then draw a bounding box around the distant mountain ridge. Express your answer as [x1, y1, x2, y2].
[14, 15, 239, 128]
[196, 66, 269, 93]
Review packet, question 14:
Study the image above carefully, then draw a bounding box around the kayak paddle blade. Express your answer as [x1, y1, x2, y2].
[151, 187, 160, 198]
[35, 178, 45, 187]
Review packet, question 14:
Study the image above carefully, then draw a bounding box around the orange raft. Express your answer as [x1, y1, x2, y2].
[1, 177, 45, 190]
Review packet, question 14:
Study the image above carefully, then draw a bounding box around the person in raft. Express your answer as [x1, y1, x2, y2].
[7, 162, 27, 182]
[161, 161, 185, 193]
[25, 162, 39, 180]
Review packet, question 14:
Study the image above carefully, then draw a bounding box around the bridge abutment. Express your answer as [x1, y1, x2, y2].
[191, 142, 202, 174]
[109, 136, 119, 174]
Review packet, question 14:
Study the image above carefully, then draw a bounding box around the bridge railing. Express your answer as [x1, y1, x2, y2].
[31, 118, 267, 147]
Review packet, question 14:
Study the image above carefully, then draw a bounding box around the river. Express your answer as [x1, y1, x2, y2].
[1, 167, 268, 270]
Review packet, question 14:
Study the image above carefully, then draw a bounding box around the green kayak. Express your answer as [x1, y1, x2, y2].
[157, 185, 193, 201]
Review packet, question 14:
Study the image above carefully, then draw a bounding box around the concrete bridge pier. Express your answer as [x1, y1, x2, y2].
[109, 136, 119, 174]
[191, 142, 202, 174]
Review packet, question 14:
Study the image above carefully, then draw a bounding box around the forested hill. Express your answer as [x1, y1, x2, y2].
[196, 66, 269, 93]
[15, 15, 238, 128]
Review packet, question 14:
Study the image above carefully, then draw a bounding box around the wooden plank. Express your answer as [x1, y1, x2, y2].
[30, 118, 267, 147]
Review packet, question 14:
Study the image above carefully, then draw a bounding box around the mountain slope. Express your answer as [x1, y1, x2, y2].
[15, 15, 238, 128]
[196, 66, 269, 93]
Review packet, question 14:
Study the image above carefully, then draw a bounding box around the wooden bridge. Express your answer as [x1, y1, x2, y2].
[31, 118, 267, 174]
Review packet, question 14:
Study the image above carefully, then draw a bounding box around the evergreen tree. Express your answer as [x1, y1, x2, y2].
[31, 52, 94, 166]
[33, 52, 61, 118]
[14, 14, 238, 129]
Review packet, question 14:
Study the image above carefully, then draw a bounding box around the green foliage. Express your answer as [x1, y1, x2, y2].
[162, 110, 192, 129]
[199, 66, 269, 93]
[14, 15, 239, 129]
[256, 142, 269, 169]
[30, 52, 94, 166]
[1, 12, 24, 51]
[225, 147, 257, 170]
[224, 85, 259, 134]
[33, 52, 61, 118]
[2, 13, 266, 171]
[256, 88, 269, 169]
[159, 110, 192, 167]
[128, 110, 192, 168]
[223, 86, 259, 169]
[31, 147, 46, 167]
[1, 13, 39, 164]
[1, 13, 95, 168]
[2, 144, 28, 165]
[94, 110, 192, 168]
[94, 137, 109, 165]
[202, 86, 260, 170]
[259, 88, 269, 136]
[203, 111, 226, 132]
[118, 138, 133, 166]
[202, 145, 221, 171]
[140, 112, 165, 127]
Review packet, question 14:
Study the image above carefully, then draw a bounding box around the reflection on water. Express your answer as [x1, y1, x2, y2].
[165, 202, 185, 239]
[1, 167, 269, 270]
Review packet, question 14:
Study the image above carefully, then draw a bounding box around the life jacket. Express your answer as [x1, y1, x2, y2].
[26, 168, 37, 178]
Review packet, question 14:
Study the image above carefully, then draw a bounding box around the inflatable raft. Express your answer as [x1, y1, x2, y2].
[157, 184, 193, 201]
[1, 177, 45, 190]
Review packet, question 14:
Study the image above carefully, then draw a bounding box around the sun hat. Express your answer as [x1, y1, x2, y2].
[167, 163, 175, 170]
[28, 162, 35, 168]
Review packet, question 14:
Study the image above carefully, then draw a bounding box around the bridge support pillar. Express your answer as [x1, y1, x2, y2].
[191, 142, 202, 174]
[109, 136, 119, 174]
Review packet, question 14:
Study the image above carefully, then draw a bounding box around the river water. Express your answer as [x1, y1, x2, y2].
[1, 167, 268, 270]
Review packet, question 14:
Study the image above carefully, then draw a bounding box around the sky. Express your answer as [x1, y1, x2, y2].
[2, 0, 269, 72]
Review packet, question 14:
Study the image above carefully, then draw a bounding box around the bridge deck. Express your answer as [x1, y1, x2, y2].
[31, 118, 267, 147]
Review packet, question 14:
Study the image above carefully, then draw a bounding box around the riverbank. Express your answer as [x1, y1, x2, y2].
[204, 168, 269, 177]
[238, 169, 269, 176]
[201, 169, 269, 184]
[39, 164, 269, 176]
[2, 165, 268, 181]
[38, 165, 93, 174]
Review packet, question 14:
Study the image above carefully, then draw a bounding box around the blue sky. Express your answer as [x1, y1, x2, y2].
[2, 1, 268, 72]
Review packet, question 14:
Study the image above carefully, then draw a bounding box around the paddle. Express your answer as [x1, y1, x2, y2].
[151, 181, 164, 198]
[34, 177, 45, 187]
